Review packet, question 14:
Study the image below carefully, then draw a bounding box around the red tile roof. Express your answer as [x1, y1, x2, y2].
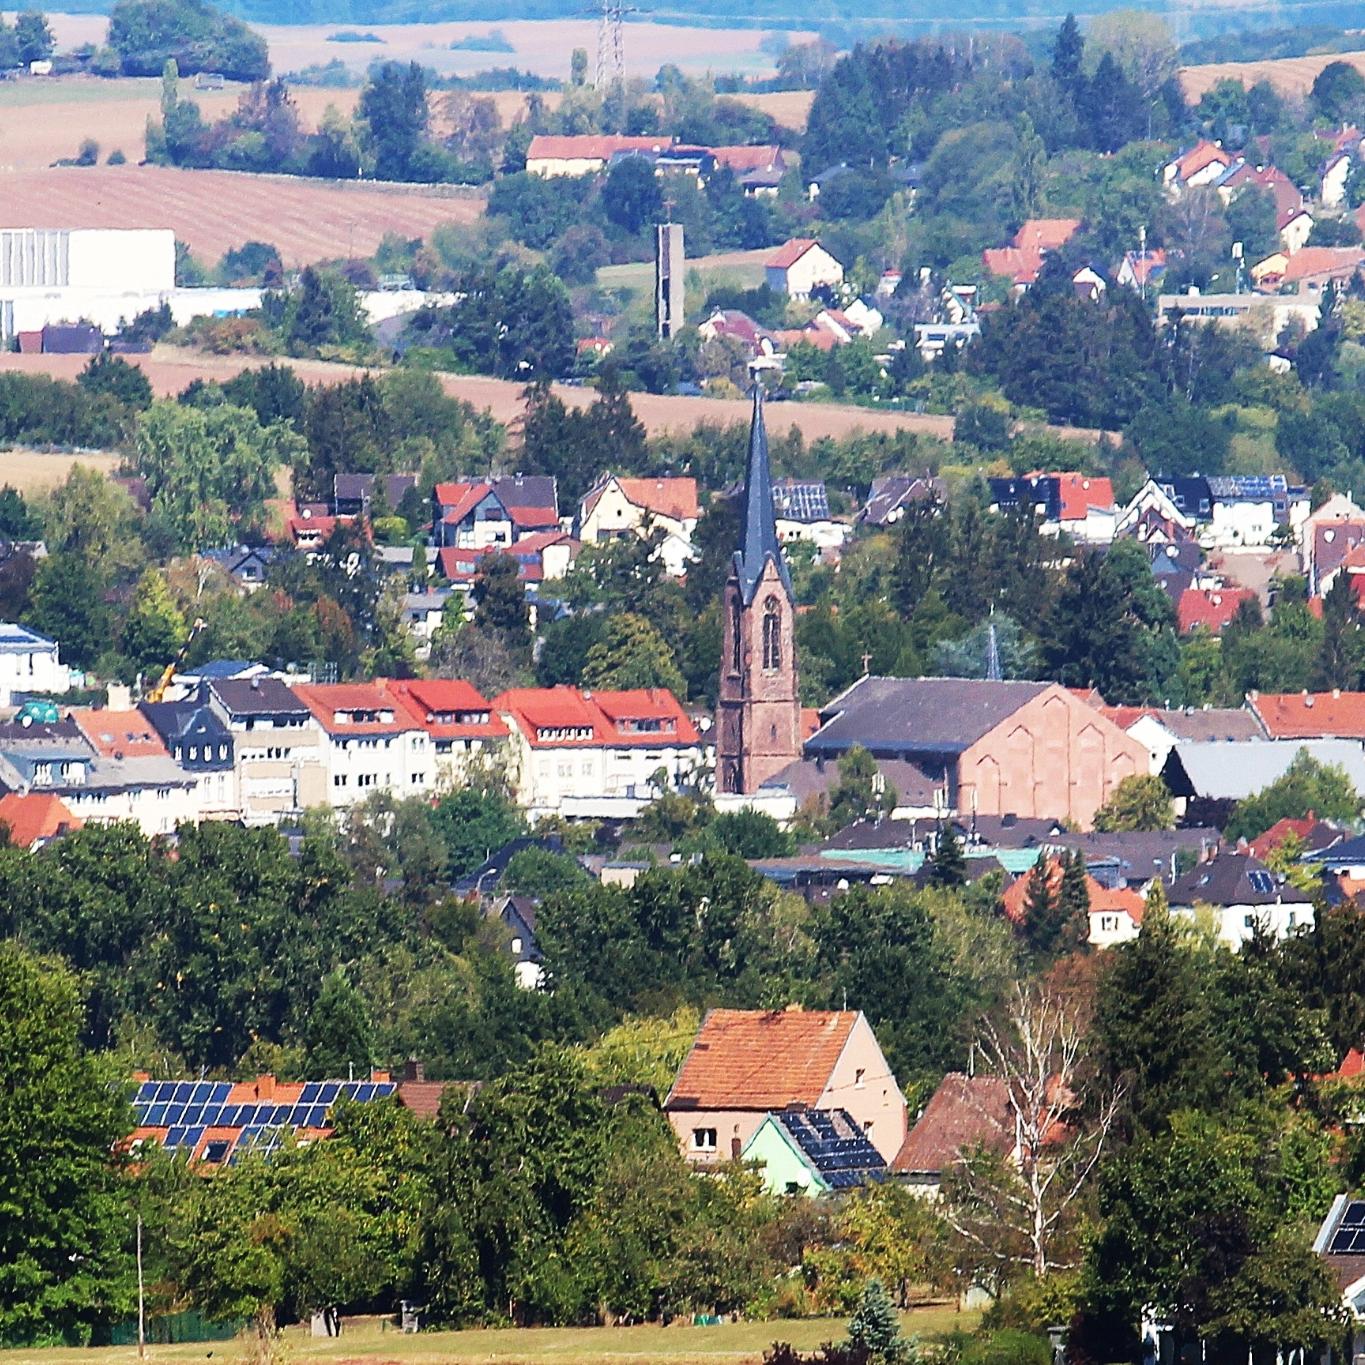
[494, 686, 700, 748]
[1177, 587, 1256, 634]
[388, 678, 509, 741]
[665, 1007, 860, 1110]
[1011, 218, 1081, 251]
[1001, 857, 1136, 926]
[892, 1072, 1013, 1175]
[1249, 691, 1365, 739]
[292, 681, 422, 736]
[711, 144, 782, 173]
[767, 238, 820, 270]
[69, 708, 168, 758]
[1247, 813, 1325, 860]
[1054, 472, 1115, 521]
[583, 476, 699, 524]
[1281, 246, 1365, 284]
[437, 546, 543, 584]
[1175, 140, 1231, 182]
[0, 791, 82, 848]
[527, 134, 669, 162]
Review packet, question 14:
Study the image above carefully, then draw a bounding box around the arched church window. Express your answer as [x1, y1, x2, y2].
[731, 599, 742, 672]
[762, 597, 781, 671]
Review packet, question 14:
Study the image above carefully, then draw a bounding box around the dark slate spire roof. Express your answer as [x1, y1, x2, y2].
[734, 386, 792, 605]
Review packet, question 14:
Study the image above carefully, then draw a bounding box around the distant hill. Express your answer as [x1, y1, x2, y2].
[47, 0, 1365, 40]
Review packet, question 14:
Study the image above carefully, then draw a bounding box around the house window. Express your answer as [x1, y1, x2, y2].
[785, 1181, 801, 1195]
[730, 600, 742, 672]
[1100, 914, 1118, 933]
[203, 1140, 230, 1163]
[691, 1127, 718, 1152]
[855, 1068, 866, 1089]
[762, 597, 782, 670]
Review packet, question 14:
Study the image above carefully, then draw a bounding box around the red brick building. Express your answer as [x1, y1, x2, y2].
[716, 389, 802, 794]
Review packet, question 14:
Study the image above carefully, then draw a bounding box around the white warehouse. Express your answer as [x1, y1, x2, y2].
[0, 228, 175, 292]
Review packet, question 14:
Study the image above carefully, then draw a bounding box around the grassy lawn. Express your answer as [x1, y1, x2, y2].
[0, 78, 168, 107]
[7, 1305, 977, 1365]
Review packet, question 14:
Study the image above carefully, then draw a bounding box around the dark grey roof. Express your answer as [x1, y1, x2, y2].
[209, 677, 307, 717]
[1167, 850, 1305, 907]
[733, 387, 792, 606]
[822, 813, 1063, 852]
[491, 474, 557, 513]
[760, 755, 944, 807]
[859, 474, 940, 525]
[1308, 833, 1365, 867]
[1147, 708, 1261, 742]
[1149, 541, 1201, 575]
[1047, 829, 1223, 884]
[807, 676, 1049, 760]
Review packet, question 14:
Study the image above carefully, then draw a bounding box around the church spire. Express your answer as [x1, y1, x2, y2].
[734, 385, 792, 605]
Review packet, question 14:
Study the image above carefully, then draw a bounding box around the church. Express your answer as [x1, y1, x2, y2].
[715, 388, 802, 795]
[714, 386, 1150, 829]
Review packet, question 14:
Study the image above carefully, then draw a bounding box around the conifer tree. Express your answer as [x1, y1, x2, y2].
[1022, 857, 1064, 957]
[846, 1278, 910, 1364]
[927, 822, 966, 889]
[1057, 849, 1093, 953]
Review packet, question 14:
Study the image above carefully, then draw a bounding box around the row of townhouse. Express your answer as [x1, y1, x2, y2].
[0, 662, 708, 832]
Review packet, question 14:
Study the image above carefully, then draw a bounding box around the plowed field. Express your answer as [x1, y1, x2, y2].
[0, 164, 485, 265]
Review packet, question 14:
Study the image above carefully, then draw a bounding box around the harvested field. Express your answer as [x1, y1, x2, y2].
[0, 77, 367, 172]
[0, 448, 120, 493]
[44, 13, 808, 82]
[1180, 49, 1365, 100]
[0, 164, 485, 266]
[0, 348, 1104, 448]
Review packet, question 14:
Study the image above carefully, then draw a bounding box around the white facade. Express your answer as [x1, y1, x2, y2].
[1088, 907, 1142, 948]
[766, 243, 844, 300]
[1172, 899, 1314, 949]
[59, 763, 204, 837]
[0, 624, 69, 702]
[1203, 498, 1278, 549]
[775, 515, 851, 551]
[318, 728, 433, 807]
[505, 731, 701, 819]
[0, 228, 175, 292]
[1323, 154, 1352, 208]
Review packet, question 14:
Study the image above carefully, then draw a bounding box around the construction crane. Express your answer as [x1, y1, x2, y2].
[147, 617, 207, 704]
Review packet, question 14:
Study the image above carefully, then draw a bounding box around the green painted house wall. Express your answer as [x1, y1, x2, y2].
[742, 1115, 828, 1197]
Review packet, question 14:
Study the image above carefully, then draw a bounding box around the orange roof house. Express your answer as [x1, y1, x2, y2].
[387, 677, 508, 744]
[765, 239, 844, 299]
[578, 475, 700, 545]
[128, 1071, 400, 1168]
[1177, 587, 1256, 634]
[982, 219, 1082, 286]
[1248, 691, 1365, 740]
[0, 791, 82, 848]
[664, 1006, 907, 1165]
[69, 708, 168, 759]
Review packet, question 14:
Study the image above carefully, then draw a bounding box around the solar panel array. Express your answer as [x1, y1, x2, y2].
[772, 481, 830, 523]
[781, 1109, 887, 1190]
[1329, 1201, 1365, 1254]
[1248, 870, 1275, 895]
[132, 1079, 397, 1157]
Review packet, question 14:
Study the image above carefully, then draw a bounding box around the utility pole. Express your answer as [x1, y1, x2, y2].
[136, 1215, 146, 1361]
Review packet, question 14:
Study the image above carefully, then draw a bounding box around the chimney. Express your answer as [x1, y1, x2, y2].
[107, 682, 132, 710]
[371, 1068, 390, 1083]
[402, 1057, 426, 1083]
[256, 1073, 276, 1100]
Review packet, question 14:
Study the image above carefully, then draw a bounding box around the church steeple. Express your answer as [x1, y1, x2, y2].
[734, 386, 793, 605]
[715, 385, 801, 796]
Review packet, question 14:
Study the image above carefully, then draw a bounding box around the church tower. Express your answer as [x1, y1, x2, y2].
[716, 387, 801, 794]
